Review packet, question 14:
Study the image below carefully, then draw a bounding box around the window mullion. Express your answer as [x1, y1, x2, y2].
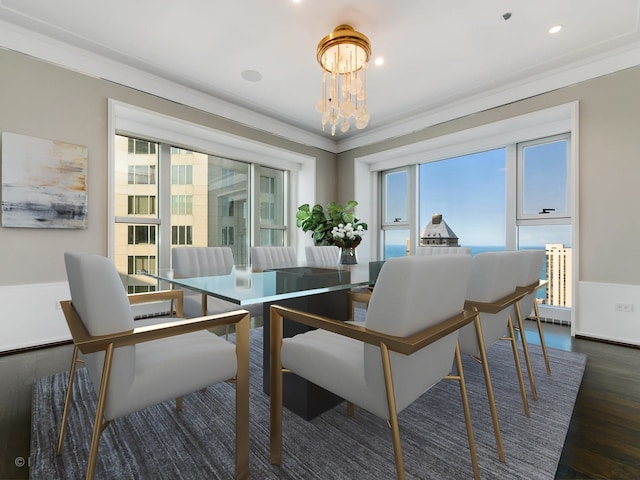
[158, 143, 172, 270]
[505, 144, 517, 251]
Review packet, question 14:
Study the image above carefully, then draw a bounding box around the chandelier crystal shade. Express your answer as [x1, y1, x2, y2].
[316, 25, 371, 136]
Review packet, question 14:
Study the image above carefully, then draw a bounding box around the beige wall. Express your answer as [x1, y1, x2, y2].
[337, 65, 640, 287]
[0, 48, 336, 287]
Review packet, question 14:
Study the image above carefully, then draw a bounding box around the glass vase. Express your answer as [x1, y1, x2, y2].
[339, 247, 358, 265]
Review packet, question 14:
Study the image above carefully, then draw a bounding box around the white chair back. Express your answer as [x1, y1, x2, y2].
[363, 255, 472, 416]
[172, 246, 234, 277]
[416, 246, 471, 255]
[251, 246, 297, 272]
[517, 249, 545, 317]
[458, 251, 519, 357]
[64, 252, 136, 402]
[305, 245, 339, 265]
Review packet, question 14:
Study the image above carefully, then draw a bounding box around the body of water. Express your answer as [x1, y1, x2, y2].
[384, 244, 509, 258]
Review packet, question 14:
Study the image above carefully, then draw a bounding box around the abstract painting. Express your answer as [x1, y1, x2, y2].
[1, 132, 88, 229]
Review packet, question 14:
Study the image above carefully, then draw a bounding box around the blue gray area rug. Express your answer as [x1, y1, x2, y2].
[31, 328, 586, 479]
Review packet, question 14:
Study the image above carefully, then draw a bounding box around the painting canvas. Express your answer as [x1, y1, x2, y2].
[1, 132, 88, 229]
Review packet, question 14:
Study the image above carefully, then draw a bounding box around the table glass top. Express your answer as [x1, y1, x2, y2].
[145, 262, 383, 306]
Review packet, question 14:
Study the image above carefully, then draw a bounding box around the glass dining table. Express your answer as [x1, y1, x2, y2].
[145, 261, 384, 420]
[148, 262, 373, 307]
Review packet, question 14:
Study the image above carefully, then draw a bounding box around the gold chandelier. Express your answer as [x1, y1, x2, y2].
[316, 25, 371, 136]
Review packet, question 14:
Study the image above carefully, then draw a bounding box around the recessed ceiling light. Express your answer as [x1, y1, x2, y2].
[374, 57, 384, 66]
[549, 24, 563, 34]
[241, 70, 262, 82]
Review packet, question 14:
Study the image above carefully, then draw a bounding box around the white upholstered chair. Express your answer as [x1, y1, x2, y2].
[305, 245, 340, 266]
[514, 249, 551, 374]
[416, 246, 471, 255]
[58, 252, 250, 480]
[458, 251, 530, 463]
[269, 255, 480, 480]
[171, 246, 260, 318]
[250, 246, 297, 272]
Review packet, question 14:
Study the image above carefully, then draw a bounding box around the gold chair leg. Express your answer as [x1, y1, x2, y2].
[514, 303, 538, 400]
[506, 316, 530, 417]
[269, 308, 284, 466]
[533, 302, 552, 374]
[447, 342, 480, 480]
[347, 401, 355, 417]
[235, 313, 250, 480]
[176, 396, 184, 411]
[86, 343, 115, 480]
[57, 346, 80, 455]
[380, 342, 405, 480]
[472, 312, 506, 463]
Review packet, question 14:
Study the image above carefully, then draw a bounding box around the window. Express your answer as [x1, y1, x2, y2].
[419, 148, 506, 251]
[517, 134, 572, 308]
[128, 195, 156, 215]
[172, 225, 192, 245]
[221, 226, 234, 245]
[128, 138, 156, 155]
[383, 169, 409, 224]
[128, 165, 156, 184]
[258, 167, 286, 246]
[261, 202, 275, 221]
[128, 255, 156, 275]
[171, 164, 193, 185]
[113, 132, 288, 289]
[518, 135, 570, 220]
[128, 225, 156, 245]
[261, 176, 275, 194]
[171, 195, 193, 215]
[381, 167, 412, 259]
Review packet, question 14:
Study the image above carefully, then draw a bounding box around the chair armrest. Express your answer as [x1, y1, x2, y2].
[464, 288, 528, 314]
[127, 289, 184, 317]
[60, 300, 249, 355]
[515, 280, 548, 296]
[270, 304, 477, 356]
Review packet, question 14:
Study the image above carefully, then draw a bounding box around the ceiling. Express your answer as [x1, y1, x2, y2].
[1, 0, 640, 152]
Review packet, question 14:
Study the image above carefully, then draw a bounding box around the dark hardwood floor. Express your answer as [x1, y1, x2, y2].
[1, 320, 639, 479]
[552, 333, 640, 479]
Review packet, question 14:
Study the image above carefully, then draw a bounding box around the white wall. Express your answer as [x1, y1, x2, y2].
[577, 282, 640, 346]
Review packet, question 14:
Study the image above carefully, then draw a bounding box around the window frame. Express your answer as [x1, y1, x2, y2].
[516, 133, 572, 223]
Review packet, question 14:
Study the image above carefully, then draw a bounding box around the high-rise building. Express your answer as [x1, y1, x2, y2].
[546, 243, 572, 307]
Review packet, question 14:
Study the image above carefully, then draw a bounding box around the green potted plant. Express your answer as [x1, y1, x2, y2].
[296, 200, 367, 246]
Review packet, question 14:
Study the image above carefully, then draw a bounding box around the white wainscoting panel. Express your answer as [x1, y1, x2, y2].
[0, 282, 71, 353]
[576, 281, 640, 346]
